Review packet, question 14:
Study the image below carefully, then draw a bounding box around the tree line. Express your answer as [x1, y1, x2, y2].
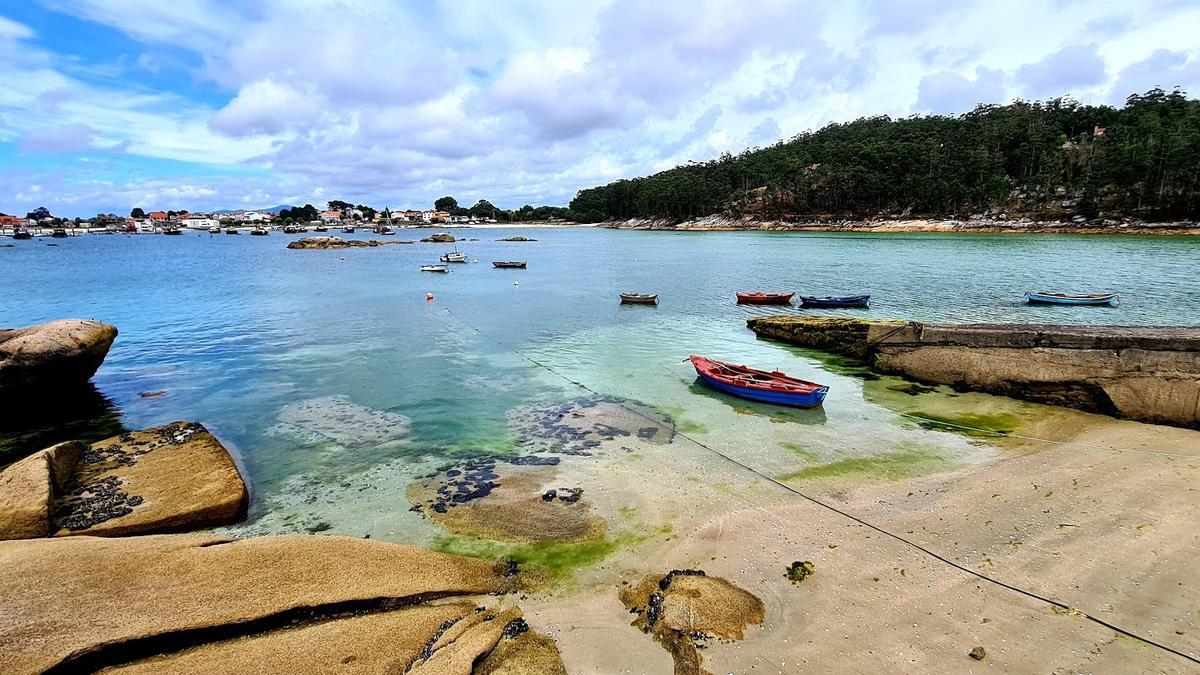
[569, 89, 1200, 222]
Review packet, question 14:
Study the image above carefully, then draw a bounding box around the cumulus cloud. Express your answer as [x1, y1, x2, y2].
[210, 79, 325, 136]
[916, 67, 1006, 114]
[1016, 44, 1107, 99]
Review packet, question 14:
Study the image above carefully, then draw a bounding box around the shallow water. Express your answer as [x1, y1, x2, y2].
[2, 227, 1197, 550]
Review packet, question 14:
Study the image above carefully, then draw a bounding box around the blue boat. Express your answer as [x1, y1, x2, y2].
[690, 355, 829, 408]
[1025, 291, 1119, 307]
[799, 294, 871, 308]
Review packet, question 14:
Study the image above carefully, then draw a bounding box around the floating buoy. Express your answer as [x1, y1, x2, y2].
[426, 292, 434, 300]
[513, 280, 519, 286]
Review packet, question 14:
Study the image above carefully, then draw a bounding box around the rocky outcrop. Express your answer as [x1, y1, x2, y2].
[0, 422, 248, 539]
[748, 317, 1200, 428]
[497, 236, 537, 242]
[423, 233, 458, 242]
[286, 236, 397, 249]
[0, 319, 117, 392]
[602, 216, 1200, 235]
[0, 533, 530, 673]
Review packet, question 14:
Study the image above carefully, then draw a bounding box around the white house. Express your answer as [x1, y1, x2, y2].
[445, 215, 470, 224]
[240, 211, 269, 222]
[179, 215, 219, 229]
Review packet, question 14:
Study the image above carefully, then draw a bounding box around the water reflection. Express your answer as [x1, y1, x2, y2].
[0, 384, 125, 467]
[686, 380, 829, 425]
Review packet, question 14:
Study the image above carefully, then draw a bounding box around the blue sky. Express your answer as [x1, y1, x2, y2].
[1, 0, 1198, 218]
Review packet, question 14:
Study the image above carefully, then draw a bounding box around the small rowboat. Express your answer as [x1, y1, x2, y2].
[440, 251, 468, 263]
[1025, 291, 1119, 307]
[224, 228, 239, 235]
[690, 355, 828, 408]
[420, 264, 449, 272]
[736, 292, 794, 305]
[620, 293, 658, 305]
[800, 294, 871, 308]
[492, 261, 527, 268]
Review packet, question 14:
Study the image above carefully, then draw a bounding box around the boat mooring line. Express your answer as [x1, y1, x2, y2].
[509, 348, 1200, 666]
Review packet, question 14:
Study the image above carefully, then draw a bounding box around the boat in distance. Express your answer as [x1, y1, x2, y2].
[249, 227, 269, 236]
[799, 294, 871, 308]
[440, 251, 468, 263]
[690, 355, 828, 408]
[736, 292, 794, 305]
[224, 228, 239, 234]
[620, 293, 658, 305]
[492, 260, 527, 268]
[1024, 291, 1119, 307]
[420, 264, 449, 272]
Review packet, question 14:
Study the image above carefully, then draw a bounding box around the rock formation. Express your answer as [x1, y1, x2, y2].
[0, 422, 247, 539]
[0, 319, 117, 392]
[748, 317, 1200, 428]
[286, 236, 396, 249]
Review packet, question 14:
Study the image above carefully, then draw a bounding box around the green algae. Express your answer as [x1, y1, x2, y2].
[780, 442, 820, 462]
[785, 560, 815, 583]
[676, 418, 709, 435]
[431, 532, 644, 583]
[778, 443, 953, 482]
[903, 410, 1022, 436]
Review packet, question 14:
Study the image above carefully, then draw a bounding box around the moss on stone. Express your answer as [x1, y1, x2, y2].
[779, 442, 820, 462]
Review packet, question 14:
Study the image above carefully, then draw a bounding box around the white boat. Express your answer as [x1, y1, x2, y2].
[420, 264, 449, 272]
[439, 250, 468, 263]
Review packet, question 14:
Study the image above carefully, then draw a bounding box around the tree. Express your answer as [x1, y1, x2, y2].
[130, 207, 145, 218]
[434, 196, 458, 211]
[327, 200, 353, 212]
[468, 199, 498, 218]
[26, 207, 51, 221]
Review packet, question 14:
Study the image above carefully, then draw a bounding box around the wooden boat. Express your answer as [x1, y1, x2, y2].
[620, 293, 658, 305]
[492, 261, 527, 269]
[162, 227, 183, 235]
[799, 294, 870, 308]
[374, 226, 395, 235]
[225, 228, 239, 234]
[283, 225, 300, 234]
[420, 264, 449, 272]
[736, 292, 794, 305]
[207, 226, 221, 234]
[314, 225, 329, 232]
[342, 226, 355, 233]
[51, 228, 68, 238]
[249, 227, 269, 236]
[12, 228, 32, 240]
[440, 250, 468, 263]
[1024, 291, 1119, 307]
[690, 355, 828, 408]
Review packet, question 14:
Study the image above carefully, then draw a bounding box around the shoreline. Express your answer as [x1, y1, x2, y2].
[601, 215, 1200, 235]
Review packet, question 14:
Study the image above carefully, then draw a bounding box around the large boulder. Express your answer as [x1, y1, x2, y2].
[0, 319, 117, 392]
[0, 533, 519, 673]
[0, 422, 248, 539]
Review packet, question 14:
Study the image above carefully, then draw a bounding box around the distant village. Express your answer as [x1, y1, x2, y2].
[0, 198, 575, 236]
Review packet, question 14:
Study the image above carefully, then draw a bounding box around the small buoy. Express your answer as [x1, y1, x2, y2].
[426, 292, 434, 300]
[513, 280, 519, 286]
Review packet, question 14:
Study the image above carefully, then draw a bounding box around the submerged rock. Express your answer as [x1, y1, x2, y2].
[511, 398, 675, 455]
[497, 236, 537, 242]
[286, 236, 397, 249]
[268, 395, 412, 447]
[0, 319, 117, 393]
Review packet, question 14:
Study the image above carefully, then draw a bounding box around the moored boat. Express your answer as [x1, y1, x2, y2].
[225, 228, 239, 234]
[51, 228, 68, 238]
[283, 225, 301, 234]
[1024, 291, 1119, 307]
[440, 250, 468, 263]
[736, 292, 794, 305]
[12, 227, 32, 240]
[207, 226, 221, 234]
[162, 226, 183, 235]
[620, 293, 658, 305]
[690, 355, 828, 408]
[249, 227, 269, 236]
[314, 225, 329, 232]
[799, 294, 871, 308]
[420, 264, 449, 272]
[492, 260, 527, 269]
[342, 225, 355, 233]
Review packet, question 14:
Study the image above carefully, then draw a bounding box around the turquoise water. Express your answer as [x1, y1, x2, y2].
[2, 228, 1197, 533]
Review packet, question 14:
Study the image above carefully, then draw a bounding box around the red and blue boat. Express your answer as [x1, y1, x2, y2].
[690, 355, 829, 408]
[1024, 291, 1119, 307]
[736, 291, 794, 305]
[799, 294, 871, 308]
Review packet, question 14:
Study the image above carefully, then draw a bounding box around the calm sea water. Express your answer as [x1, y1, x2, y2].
[2, 227, 1197, 530]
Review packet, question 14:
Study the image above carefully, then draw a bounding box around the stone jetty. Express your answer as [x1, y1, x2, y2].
[747, 317, 1200, 428]
[0, 319, 117, 392]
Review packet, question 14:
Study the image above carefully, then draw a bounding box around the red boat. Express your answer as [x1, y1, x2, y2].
[737, 292, 794, 305]
[690, 355, 828, 407]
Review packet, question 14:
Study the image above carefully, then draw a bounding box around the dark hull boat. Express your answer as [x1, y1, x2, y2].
[1025, 291, 1119, 307]
[12, 229, 32, 240]
[225, 228, 239, 234]
[690, 355, 828, 408]
[620, 293, 658, 305]
[799, 294, 870, 308]
[736, 292, 794, 305]
[492, 261, 527, 268]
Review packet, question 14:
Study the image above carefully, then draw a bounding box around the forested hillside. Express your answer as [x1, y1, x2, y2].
[569, 89, 1200, 223]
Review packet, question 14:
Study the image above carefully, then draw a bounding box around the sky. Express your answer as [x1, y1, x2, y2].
[1, 0, 1198, 218]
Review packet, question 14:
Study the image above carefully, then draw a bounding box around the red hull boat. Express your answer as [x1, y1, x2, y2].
[737, 292, 794, 305]
[690, 355, 828, 407]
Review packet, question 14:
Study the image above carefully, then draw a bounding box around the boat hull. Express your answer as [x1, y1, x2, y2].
[620, 294, 658, 304]
[800, 295, 870, 308]
[696, 373, 827, 407]
[492, 261, 526, 268]
[736, 292, 794, 305]
[1025, 292, 1119, 307]
[420, 265, 449, 272]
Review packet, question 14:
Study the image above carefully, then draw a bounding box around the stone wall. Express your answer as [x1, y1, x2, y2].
[747, 317, 1200, 428]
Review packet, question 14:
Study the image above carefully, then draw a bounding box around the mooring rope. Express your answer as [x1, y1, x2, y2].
[435, 303, 1198, 664]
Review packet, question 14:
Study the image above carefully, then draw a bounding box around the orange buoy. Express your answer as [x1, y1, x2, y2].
[426, 292, 434, 300]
